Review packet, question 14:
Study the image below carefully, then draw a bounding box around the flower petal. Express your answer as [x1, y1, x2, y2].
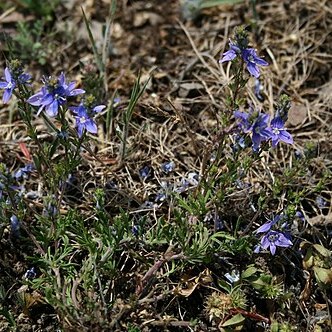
[68, 88, 85, 96]
[275, 233, 293, 247]
[46, 100, 59, 117]
[70, 105, 85, 114]
[27, 91, 44, 106]
[58, 72, 66, 86]
[253, 245, 261, 253]
[280, 130, 293, 144]
[4, 68, 11, 82]
[270, 243, 277, 255]
[85, 119, 97, 134]
[260, 235, 270, 250]
[255, 220, 274, 234]
[255, 57, 269, 66]
[246, 62, 260, 78]
[19, 73, 32, 83]
[271, 117, 284, 129]
[3, 89, 12, 103]
[219, 50, 237, 63]
[93, 105, 106, 113]
[66, 81, 76, 92]
[76, 122, 84, 137]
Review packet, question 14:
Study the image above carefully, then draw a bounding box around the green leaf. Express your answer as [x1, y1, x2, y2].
[221, 313, 245, 327]
[303, 247, 314, 270]
[313, 244, 331, 258]
[241, 266, 257, 279]
[81, 7, 104, 74]
[270, 320, 280, 332]
[313, 267, 332, 285]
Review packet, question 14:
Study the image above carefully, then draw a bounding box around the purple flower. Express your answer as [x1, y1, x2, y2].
[269, 117, 293, 147]
[139, 166, 151, 179]
[155, 192, 167, 202]
[251, 113, 272, 151]
[219, 42, 241, 63]
[256, 230, 293, 255]
[27, 72, 85, 117]
[220, 41, 268, 78]
[242, 48, 268, 78]
[0, 67, 31, 103]
[315, 196, 327, 209]
[234, 109, 271, 151]
[13, 164, 34, 180]
[74, 107, 97, 137]
[70, 102, 105, 137]
[161, 161, 175, 173]
[70, 103, 106, 116]
[234, 110, 251, 132]
[0, 68, 16, 103]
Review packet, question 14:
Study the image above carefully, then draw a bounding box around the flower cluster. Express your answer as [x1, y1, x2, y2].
[0, 65, 107, 138]
[27, 72, 85, 117]
[234, 108, 293, 151]
[219, 28, 268, 78]
[0, 62, 31, 103]
[254, 215, 293, 255]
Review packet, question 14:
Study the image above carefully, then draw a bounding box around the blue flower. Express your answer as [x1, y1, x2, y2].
[0, 68, 16, 103]
[242, 48, 269, 78]
[256, 230, 293, 255]
[161, 161, 175, 173]
[74, 107, 97, 137]
[0, 67, 31, 103]
[13, 164, 34, 180]
[232, 134, 247, 152]
[220, 41, 268, 78]
[251, 113, 272, 151]
[70, 101, 105, 137]
[219, 42, 241, 63]
[234, 109, 271, 151]
[132, 225, 139, 236]
[254, 214, 293, 255]
[269, 117, 293, 147]
[27, 72, 85, 117]
[234, 110, 251, 132]
[139, 166, 151, 179]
